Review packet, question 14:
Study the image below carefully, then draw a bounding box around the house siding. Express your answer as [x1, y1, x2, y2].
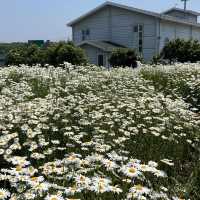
[110, 6, 157, 60]
[70, 3, 200, 64]
[192, 27, 200, 41]
[81, 44, 107, 66]
[72, 8, 110, 44]
[165, 10, 197, 23]
[72, 5, 158, 61]
[159, 21, 200, 50]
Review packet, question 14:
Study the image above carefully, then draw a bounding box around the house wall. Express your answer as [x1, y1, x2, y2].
[159, 21, 200, 51]
[192, 27, 200, 41]
[81, 44, 108, 66]
[110, 6, 157, 61]
[72, 5, 158, 61]
[72, 7, 110, 44]
[165, 10, 197, 23]
[71, 5, 200, 63]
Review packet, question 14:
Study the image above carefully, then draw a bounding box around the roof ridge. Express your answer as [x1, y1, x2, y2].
[162, 7, 200, 16]
[67, 2, 200, 27]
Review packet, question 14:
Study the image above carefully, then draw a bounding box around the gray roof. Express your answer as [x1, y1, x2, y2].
[162, 7, 200, 16]
[78, 40, 124, 52]
[67, 1, 200, 28]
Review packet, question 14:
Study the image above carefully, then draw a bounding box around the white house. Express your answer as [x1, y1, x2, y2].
[67, 1, 200, 66]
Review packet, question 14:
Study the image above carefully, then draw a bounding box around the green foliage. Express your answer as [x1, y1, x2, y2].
[5, 42, 87, 66]
[151, 54, 162, 65]
[0, 42, 26, 54]
[109, 48, 138, 68]
[161, 38, 200, 63]
[45, 42, 87, 66]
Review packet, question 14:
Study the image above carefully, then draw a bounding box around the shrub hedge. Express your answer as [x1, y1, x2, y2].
[5, 42, 88, 66]
[161, 39, 200, 63]
[109, 48, 138, 68]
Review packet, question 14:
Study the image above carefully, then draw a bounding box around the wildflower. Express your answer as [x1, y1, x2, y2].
[90, 177, 112, 193]
[0, 189, 10, 199]
[102, 159, 118, 170]
[75, 175, 91, 188]
[45, 194, 64, 200]
[121, 165, 141, 178]
[161, 159, 174, 166]
[129, 184, 150, 195]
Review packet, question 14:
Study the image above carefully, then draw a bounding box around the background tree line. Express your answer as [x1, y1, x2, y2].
[4, 41, 87, 66]
[2, 38, 200, 67]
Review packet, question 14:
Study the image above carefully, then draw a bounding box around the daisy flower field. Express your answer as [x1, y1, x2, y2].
[0, 63, 199, 199]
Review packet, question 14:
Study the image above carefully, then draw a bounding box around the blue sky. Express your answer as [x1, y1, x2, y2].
[0, 0, 200, 42]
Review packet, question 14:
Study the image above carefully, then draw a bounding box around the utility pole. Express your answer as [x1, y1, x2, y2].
[181, 0, 189, 18]
[181, 0, 189, 11]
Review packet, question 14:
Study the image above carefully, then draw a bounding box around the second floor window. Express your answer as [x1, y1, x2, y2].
[82, 28, 90, 41]
[134, 24, 144, 54]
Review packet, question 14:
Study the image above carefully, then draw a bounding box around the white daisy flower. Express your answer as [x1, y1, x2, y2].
[0, 189, 10, 200]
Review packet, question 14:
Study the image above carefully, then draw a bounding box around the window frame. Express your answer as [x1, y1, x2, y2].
[134, 24, 144, 54]
[81, 28, 90, 41]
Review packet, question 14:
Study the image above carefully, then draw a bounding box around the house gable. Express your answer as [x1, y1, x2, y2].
[68, 2, 200, 64]
[163, 8, 200, 23]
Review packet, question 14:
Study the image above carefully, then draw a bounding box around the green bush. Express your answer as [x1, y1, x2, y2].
[109, 48, 138, 68]
[161, 39, 200, 63]
[5, 42, 87, 66]
[46, 42, 87, 66]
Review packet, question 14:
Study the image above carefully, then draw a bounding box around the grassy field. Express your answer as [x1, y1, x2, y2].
[0, 63, 199, 200]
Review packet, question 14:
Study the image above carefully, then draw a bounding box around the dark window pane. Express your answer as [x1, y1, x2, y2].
[139, 39, 143, 45]
[86, 29, 90, 35]
[82, 30, 86, 41]
[98, 55, 104, 66]
[139, 32, 143, 38]
[134, 26, 138, 32]
[139, 25, 143, 31]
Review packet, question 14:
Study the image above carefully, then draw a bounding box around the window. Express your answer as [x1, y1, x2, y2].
[81, 28, 90, 41]
[86, 29, 90, 36]
[98, 54, 104, 66]
[134, 25, 138, 32]
[134, 24, 143, 54]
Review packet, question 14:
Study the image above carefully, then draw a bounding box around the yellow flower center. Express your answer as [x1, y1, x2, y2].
[129, 167, 136, 174]
[135, 184, 143, 191]
[16, 165, 22, 171]
[69, 155, 76, 160]
[98, 182, 105, 192]
[31, 177, 38, 181]
[0, 192, 3, 196]
[141, 165, 147, 169]
[80, 176, 85, 181]
[50, 198, 58, 200]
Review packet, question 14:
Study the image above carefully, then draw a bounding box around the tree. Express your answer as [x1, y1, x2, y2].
[161, 39, 200, 63]
[109, 48, 138, 68]
[5, 41, 88, 66]
[6, 47, 26, 65]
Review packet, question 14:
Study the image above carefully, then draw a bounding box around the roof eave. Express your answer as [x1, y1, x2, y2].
[67, 1, 110, 26]
[67, 1, 160, 26]
[160, 15, 200, 27]
[78, 41, 107, 51]
[162, 8, 200, 16]
[67, 1, 200, 28]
